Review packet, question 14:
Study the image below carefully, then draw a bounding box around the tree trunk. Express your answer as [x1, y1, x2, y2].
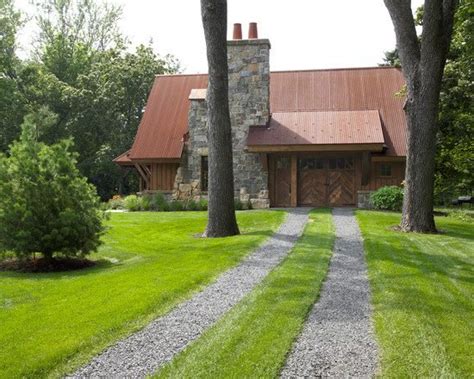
[384, 0, 458, 233]
[401, 94, 438, 232]
[42, 251, 54, 262]
[201, 0, 239, 237]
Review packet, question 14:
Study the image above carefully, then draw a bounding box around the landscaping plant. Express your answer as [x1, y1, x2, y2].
[0, 111, 104, 261]
[371, 186, 404, 211]
[121, 193, 210, 212]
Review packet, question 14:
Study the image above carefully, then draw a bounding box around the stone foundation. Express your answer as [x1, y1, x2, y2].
[357, 190, 374, 209]
[240, 187, 270, 209]
[173, 167, 201, 201]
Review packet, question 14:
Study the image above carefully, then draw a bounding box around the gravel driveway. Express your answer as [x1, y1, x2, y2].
[281, 208, 378, 378]
[69, 208, 310, 378]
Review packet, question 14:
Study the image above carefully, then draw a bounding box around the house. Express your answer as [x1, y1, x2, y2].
[115, 23, 407, 208]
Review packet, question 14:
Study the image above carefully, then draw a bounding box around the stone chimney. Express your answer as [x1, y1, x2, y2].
[227, 22, 271, 200]
[227, 22, 270, 126]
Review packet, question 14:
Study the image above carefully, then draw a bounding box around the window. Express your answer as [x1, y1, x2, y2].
[298, 158, 324, 170]
[276, 157, 290, 169]
[379, 164, 392, 177]
[201, 156, 208, 191]
[329, 157, 353, 170]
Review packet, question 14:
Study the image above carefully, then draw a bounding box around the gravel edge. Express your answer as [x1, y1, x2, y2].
[280, 207, 378, 378]
[69, 208, 310, 378]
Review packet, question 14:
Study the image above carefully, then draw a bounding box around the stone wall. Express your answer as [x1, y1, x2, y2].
[175, 38, 271, 208]
[186, 98, 208, 185]
[227, 39, 270, 200]
[357, 190, 375, 209]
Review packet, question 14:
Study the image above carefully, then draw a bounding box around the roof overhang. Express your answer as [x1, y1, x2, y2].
[114, 150, 181, 165]
[127, 158, 181, 164]
[189, 88, 207, 100]
[247, 110, 385, 153]
[246, 143, 384, 153]
[113, 150, 134, 166]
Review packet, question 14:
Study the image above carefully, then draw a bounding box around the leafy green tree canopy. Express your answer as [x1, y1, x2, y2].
[0, 0, 181, 200]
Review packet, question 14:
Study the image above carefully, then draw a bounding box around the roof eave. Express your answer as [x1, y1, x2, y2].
[246, 143, 385, 153]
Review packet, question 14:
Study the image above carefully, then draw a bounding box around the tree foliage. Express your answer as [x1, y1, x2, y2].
[0, 0, 25, 152]
[435, 1, 474, 201]
[0, 109, 104, 260]
[0, 0, 180, 200]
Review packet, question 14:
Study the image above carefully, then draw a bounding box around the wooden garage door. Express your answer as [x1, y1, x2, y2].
[298, 158, 326, 206]
[327, 158, 355, 206]
[297, 156, 355, 207]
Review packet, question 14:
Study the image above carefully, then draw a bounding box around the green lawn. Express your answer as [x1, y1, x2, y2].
[357, 211, 473, 377]
[156, 209, 335, 378]
[0, 210, 284, 378]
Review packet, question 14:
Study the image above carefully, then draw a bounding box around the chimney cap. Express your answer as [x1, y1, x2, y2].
[233, 23, 242, 40]
[248, 22, 258, 39]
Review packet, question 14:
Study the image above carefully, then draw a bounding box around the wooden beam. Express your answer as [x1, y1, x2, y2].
[247, 143, 385, 153]
[134, 163, 150, 189]
[131, 158, 182, 164]
[291, 155, 297, 207]
[142, 164, 152, 178]
[361, 152, 371, 186]
[371, 156, 406, 162]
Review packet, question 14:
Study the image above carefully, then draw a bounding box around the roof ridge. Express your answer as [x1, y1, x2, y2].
[156, 66, 400, 78]
[156, 72, 207, 77]
[271, 66, 399, 74]
[272, 109, 380, 114]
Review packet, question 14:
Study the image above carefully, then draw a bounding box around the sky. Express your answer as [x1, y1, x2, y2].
[15, 0, 424, 74]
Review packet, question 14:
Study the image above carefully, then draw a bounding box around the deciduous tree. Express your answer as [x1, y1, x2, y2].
[384, 0, 458, 232]
[200, 0, 239, 237]
[1, 0, 180, 199]
[0, 0, 24, 151]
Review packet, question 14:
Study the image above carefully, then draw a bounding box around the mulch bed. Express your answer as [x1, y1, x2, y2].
[0, 256, 96, 273]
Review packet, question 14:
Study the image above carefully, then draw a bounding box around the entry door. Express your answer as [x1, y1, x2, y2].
[327, 158, 355, 206]
[298, 158, 326, 206]
[272, 156, 291, 207]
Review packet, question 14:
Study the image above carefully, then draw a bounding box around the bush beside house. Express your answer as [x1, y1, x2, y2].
[108, 193, 250, 212]
[371, 186, 404, 211]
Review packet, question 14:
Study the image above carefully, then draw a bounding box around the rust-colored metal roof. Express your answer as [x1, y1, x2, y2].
[128, 74, 208, 160]
[269, 67, 406, 156]
[113, 150, 134, 165]
[127, 67, 406, 160]
[247, 110, 384, 147]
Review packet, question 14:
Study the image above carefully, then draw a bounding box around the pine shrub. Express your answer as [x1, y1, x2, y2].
[0, 113, 104, 260]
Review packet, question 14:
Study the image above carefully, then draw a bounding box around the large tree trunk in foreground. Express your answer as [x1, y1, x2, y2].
[384, 0, 458, 232]
[201, 0, 239, 237]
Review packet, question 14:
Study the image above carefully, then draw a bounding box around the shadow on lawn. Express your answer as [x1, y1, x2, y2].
[0, 258, 116, 279]
[366, 227, 474, 287]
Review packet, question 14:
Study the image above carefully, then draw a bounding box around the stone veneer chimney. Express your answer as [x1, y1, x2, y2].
[226, 23, 271, 202]
[227, 23, 270, 127]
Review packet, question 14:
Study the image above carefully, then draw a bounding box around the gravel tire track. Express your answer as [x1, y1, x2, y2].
[281, 207, 378, 378]
[69, 208, 310, 378]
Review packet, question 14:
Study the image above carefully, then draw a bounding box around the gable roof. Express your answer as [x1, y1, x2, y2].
[127, 67, 406, 160]
[128, 74, 208, 160]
